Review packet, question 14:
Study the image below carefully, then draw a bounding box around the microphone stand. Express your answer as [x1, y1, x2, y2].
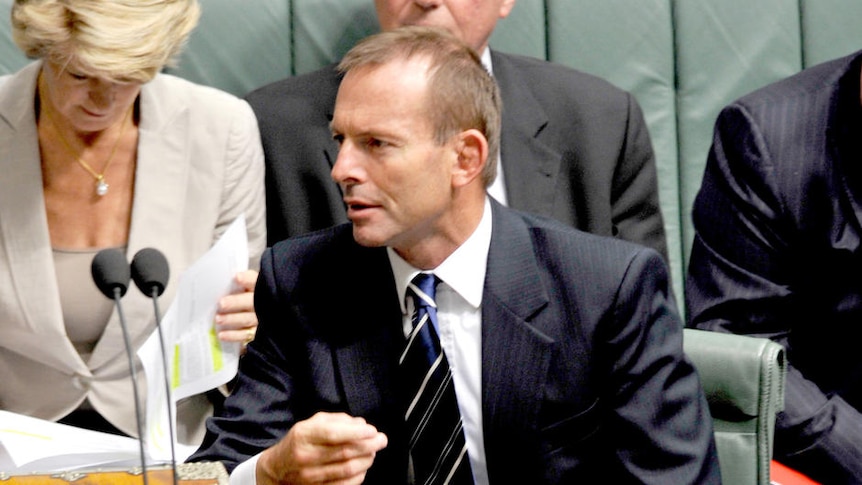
[148, 287, 178, 485]
[113, 286, 149, 485]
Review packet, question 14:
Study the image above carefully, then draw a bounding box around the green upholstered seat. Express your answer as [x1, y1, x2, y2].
[684, 329, 787, 485]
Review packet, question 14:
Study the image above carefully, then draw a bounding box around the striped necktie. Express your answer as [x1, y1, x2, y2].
[400, 273, 473, 485]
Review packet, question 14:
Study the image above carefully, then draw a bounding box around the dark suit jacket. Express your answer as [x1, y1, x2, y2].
[191, 201, 718, 483]
[246, 50, 668, 262]
[686, 50, 862, 483]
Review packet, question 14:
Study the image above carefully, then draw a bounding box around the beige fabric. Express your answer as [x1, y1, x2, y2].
[0, 61, 266, 445]
[54, 248, 117, 361]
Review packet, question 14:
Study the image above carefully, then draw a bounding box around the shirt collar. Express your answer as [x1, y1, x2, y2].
[480, 47, 493, 76]
[388, 197, 493, 313]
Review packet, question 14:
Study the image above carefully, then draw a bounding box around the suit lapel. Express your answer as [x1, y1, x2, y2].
[0, 62, 87, 374]
[89, 78, 189, 369]
[284, 238, 408, 479]
[481, 202, 554, 479]
[322, 207, 559, 475]
[491, 51, 560, 215]
[335, 315, 402, 421]
[331, 245, 404, 420]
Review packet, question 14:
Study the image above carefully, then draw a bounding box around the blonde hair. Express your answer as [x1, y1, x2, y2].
[11, 0, 200, 83]
[338, 26, 502, 187]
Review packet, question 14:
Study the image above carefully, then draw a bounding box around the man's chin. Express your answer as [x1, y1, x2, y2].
[351, 227, 387, 248]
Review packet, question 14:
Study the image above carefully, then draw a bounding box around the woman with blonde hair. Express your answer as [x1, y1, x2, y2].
[0, 0, 266, 446]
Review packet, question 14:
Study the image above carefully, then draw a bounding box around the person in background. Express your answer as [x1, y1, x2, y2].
[191, 26, 719, 484]
[0, 0, 265, 445]
[248, 0, 668, 267]
[686, 49, 862, 483]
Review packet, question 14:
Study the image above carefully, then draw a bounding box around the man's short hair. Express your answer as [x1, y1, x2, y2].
[338, 26, 502, 187]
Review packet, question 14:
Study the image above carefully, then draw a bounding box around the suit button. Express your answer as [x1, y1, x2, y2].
[71, 374, 92, 390]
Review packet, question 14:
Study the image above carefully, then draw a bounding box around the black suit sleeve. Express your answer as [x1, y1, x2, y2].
[686, 103, 862, 483]
[610, 92, 668, 261]
[603, 248, 720, 484]
[188, 247, 302, 471]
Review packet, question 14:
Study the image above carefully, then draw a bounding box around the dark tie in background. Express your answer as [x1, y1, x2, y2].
[400, 273, 474, 485]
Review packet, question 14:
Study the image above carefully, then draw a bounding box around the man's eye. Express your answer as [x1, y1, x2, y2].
[366, 138, 387, 149]
[332, 134, 344, 145]
[68, 72, 88, 81]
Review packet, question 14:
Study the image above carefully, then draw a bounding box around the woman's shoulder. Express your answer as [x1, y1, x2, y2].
[139, 73, 255, 132]
[144, 73, 251, 115]
[0, 61, 40, 104]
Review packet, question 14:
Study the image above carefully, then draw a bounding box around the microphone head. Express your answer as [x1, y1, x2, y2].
[131, 247, 169, 297]
[92, 249, 131, 298]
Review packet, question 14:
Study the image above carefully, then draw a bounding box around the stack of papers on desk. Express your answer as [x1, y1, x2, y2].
[0, 410, 171, 473]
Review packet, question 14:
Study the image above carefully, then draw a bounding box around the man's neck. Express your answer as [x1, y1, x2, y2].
[392, 196, 489, 270]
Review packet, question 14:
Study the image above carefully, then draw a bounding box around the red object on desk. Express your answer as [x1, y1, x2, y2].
[771, 460, 820, 485]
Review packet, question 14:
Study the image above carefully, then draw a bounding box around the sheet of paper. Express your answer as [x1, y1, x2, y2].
[0, 410, 162, 473]
[139, 215, 249, 461]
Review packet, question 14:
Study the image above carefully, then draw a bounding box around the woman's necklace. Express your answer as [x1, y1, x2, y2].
[42, 105, 131, 197]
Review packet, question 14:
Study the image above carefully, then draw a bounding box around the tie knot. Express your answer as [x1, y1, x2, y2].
[409, 273, 438, 310]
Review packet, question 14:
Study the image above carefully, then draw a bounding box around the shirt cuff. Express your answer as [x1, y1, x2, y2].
[229, 453, 260, 485]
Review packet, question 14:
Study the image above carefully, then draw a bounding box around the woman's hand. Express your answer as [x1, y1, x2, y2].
[215, 269, 259, 347]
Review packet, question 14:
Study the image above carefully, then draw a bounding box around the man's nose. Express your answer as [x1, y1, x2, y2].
[413, 0, 440, 9]
[331, 141, 359, 184]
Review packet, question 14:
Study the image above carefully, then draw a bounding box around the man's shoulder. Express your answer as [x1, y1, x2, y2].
[245, 63, 341, 113]
[733, 50, 862, 112]
[264, 224, 390, 293]
[270, 223, 352, 256]
[492, 205, 670, 309]
[501, 204, 656, 266]
[492, 50, 630, 100]
[268, 223, 389, 269]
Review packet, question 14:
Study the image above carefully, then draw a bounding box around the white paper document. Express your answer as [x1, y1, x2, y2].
[140, 215, 249, 461]
[0, 410, 161, 473]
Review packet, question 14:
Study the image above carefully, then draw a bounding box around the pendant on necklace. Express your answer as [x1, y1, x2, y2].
[96, 177, 109, 196]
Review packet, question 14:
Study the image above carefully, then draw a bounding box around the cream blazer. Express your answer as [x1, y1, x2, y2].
[0, 61, 266, 444]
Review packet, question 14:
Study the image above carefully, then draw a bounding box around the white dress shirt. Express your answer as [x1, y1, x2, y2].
[230, 198, 493, 484]
[388, 197, 492, 485]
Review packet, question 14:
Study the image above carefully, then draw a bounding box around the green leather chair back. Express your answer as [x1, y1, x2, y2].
[684, 329, 787, 485]
[3, 0, 862, 312]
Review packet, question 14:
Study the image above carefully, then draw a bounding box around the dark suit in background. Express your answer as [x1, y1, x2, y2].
[686, 50, 862, 483]
[246, 50, 668, 261]
[192, 201, 718, 483]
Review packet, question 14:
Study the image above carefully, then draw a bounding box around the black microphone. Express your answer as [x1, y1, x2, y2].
[131, 248, 169, 298]
[92, 248, 130, 298]
[91, 249, 149, 485]
[131, 248, 177, 485]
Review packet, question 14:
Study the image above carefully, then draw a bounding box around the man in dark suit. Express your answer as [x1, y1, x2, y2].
[191, 26, 719, 484]
[247, 0, 668, 263]
[686, 50, 862, 483]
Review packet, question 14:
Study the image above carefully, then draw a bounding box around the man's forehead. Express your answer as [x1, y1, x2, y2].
[337, 58, 430, 103]
[333, 67, 430, 127]
[346, 55, 431, 81]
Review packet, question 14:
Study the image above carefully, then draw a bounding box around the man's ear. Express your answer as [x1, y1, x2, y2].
[499, 0, 517, 19]
[451, 129, 489, 188]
